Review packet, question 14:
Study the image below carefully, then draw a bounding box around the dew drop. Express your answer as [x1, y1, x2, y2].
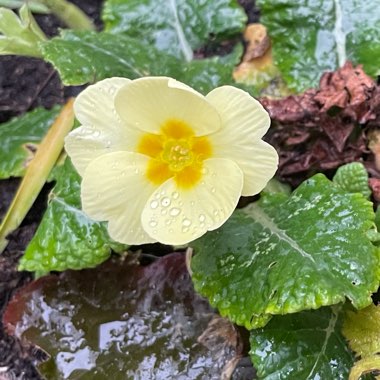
[182, 218, 192, 227]
[93, 130, 100, 137]
[199, 214, 206, 222]
[161, 197, 171, 207]
[165, 219, 171, 225]
[150, 200, 159, 209]
[161, 209, 167, 215]
[169, 208, 180, 217]
[172, 192, 179, 199]
[213, 210, 219, 216]
[182, 227, 189, 233]
[149, 220, 157, 227]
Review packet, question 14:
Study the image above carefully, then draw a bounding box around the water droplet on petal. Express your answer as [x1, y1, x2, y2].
[172, 192, 179, 200]
[182, 218, 191, 227]
[199, 214, 205, 222]
[165, 219, 171, 225]
[182, 227, 189, 233]
[161, 209, 167, 215]
[149, 220, 157, 227]
[161, 197, 171, 207]
[169, 208, 180, 217]
[150, 200, 159, 209]
[93, 130, 100, 137]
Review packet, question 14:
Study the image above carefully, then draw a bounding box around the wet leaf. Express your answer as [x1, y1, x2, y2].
[250, 306, 354, 379]
[40, 30, 241, 93]
[0, 107, 60, 179]
[102, 0, 246, 60]
[5, 253, 242, 379]
[191, 174, 380, 329]
[257, 0, 380, 92]
[333, 162, 371, 199]
[262, 63, 377, 186]
[19, 158, 127, 272]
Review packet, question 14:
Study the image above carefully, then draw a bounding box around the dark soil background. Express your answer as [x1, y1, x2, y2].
[0, 1, 259, 379]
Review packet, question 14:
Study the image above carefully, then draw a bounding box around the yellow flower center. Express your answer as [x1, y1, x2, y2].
[137, 119, 212, 189]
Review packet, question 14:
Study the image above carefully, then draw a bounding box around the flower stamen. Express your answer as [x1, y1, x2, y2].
[137, 119, 212, 189]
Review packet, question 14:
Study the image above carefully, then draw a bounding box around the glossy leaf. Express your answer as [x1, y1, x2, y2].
[102, 0, 246, 60]
[0, 107, 60, 179]
[333, 162, 371, 199]
[19, 158, 127, 272]
[40, 30, 241, 93]
[257, 0, 380, 91]
[250, 306, 354, 379]
[6, 253, 242, 379]
[191, 174, 380, 329]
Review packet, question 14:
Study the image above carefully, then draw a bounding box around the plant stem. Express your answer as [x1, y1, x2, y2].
[39, 0, 95, 30]
[0, 99, 75, 254]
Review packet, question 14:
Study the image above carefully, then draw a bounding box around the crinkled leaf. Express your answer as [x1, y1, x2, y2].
[257, 0, 380, 92]
[343, 304, 380, 358]
[250, 306, 354, 379]
[19, 158, 127, 272]
[343, 305, 380, 380]
[102, 0, 246, 60]
[191, 174, 380, 329]
[40, 30, 241, 93]
[0, 107, 60, 179]
[40, 30, 178, 85]
[6, 253, 242, 379]
[333, 162, 371, 199]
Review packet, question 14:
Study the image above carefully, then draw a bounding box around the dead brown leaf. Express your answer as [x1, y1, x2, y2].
[261, 62, 380, 186]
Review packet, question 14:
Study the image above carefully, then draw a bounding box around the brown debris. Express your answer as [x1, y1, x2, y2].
[261, 62, 380, 186]
[369, 178, 380, 202]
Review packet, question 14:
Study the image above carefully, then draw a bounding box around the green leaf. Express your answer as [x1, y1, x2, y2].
[343, 305, 380, 380]
[40, 30, 241, 93]
[343, 304, 380, 358]
[0, 107, 60, 179]
[0, 4, 46, 57]
[191, 174, 380, 329]
[333, 162, 371, 199]
[250, 305, 354, 379]
[257, 0, 380, 92]
[19, 158, 127, 272]
[102, 0, 246, 60]
[40, 30, 177, 85]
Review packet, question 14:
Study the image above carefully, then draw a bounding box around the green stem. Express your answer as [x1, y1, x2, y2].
[0, 99, 75, 254]
[39, 0, 95, 30]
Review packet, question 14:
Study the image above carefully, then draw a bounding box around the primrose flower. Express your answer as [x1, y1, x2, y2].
[64, 77, 278, 245]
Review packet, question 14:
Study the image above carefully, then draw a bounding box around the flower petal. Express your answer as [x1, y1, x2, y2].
[65, 77, 142, 175]
[114, 77, 221, 136]
[206, 85, 271, 139]
[81, 151, 157, 245]
[206, 86, 278, 195]
[141, 158, 243, 245]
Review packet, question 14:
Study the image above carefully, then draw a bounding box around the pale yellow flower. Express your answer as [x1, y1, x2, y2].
[64, 77, 278, 245]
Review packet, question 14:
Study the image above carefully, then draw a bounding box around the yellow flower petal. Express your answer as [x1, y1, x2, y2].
[206, 86, 278, 195]
[65, 78, 142, 175]
[141, 158, 243, 245]
[206, 85, 271, 139]
[81, 151, 156, 245]
[114, 77, 221, 136]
